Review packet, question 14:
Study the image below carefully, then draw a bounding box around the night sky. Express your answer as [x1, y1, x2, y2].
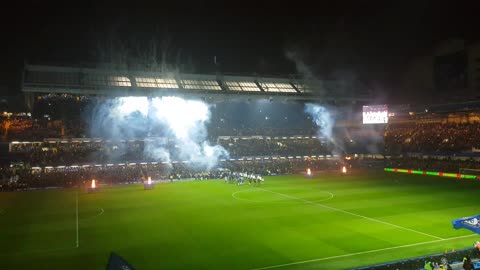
[0, 1, 477, 99]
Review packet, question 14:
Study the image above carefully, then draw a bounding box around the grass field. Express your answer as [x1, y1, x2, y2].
[1, 171, 479, 270]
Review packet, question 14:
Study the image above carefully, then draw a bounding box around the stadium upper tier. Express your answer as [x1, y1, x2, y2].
[8, 136, 334, 166]
[22, 64, 370, 102]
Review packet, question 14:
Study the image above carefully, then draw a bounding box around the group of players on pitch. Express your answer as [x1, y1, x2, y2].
[224, 172, 264, 186]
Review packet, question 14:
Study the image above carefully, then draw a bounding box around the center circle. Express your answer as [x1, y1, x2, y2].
[232, 187, 334, 204]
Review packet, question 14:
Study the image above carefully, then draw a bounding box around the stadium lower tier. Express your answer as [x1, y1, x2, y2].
[0, 159, 345, 191]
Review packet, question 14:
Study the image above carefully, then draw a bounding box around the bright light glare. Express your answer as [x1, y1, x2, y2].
[307, 168, 311, 176]
[342, 166, 347, 174]
[117, 97, 149, 116]
[147, 176, 152, 185]
[91, 179, 96, 188]
[151, 96, 209, 140]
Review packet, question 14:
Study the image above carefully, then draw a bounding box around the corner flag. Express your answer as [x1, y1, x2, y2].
[452, 214, 480, 234]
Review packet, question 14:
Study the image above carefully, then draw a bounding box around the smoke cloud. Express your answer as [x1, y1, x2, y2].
[304, 104, 334, 140]
[89, 96, 229, 169]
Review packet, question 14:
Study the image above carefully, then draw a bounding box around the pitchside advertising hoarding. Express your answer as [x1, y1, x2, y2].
[362, 105, 388, 124]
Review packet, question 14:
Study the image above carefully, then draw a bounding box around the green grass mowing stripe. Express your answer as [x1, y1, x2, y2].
[76, 191, 79, 248]
[3, 174, 479, 270]
[257, 187, 444, 240]
[0, 245, 78, 257]
[250, 234, 477, 270]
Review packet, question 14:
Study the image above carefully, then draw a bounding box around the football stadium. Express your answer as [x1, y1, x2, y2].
[2, 63, 480, 270]
[2, 4, 480, 270]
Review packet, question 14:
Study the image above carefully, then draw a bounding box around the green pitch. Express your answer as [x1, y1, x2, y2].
[1, 171, 479, 270]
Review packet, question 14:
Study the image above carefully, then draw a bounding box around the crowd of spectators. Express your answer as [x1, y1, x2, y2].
[10, 140, 146, 166]
[386, 157, 480, 173]
[385, 122, 480, 154]
[0, 159, 343, 191]
[218, 137, 332, 157]
[9, 137, 336, 166]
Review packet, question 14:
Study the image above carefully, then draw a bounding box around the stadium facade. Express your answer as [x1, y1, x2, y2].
[21, 64, 371, 108]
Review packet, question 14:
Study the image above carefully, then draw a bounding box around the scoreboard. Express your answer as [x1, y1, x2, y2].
[362, 105, 388, 124]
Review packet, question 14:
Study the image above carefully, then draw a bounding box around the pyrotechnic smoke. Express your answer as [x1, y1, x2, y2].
[89, 96, 228, 169]
[304, 104, 334, 140]
[337, 105, 385, 155]
[149, 97, 228, 169]
[285, 50, 316, 80]
[304, 104, 346, 155]
[90, 97, 150, 139]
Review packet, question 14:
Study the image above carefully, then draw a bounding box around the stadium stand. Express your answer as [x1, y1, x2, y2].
[385, 122, 480, 154]
[0, 159, 341, 191]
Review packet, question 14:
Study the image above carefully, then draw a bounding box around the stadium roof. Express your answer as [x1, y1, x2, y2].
[22, 65, 371, 102]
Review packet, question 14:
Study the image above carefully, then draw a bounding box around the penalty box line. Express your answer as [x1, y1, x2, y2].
[257, 188, 443, 240]
[251, 234, 476, 270]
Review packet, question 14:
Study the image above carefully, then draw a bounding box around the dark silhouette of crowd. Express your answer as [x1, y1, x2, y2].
[9, 137, 337, 166]
[219, 137, 332, 157]
[386, 157, 480, 173]
[385, 122, 480, 154]
[0, 159, 342, 191]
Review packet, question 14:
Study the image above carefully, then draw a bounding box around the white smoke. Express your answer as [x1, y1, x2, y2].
[304, 103, 345, 155]
[151, 97, 209, 140]
[304, 104, 334, 140]
[149, 97, 228, 169]
[89, 96, 228, 170]
[285, 50, 316, 80]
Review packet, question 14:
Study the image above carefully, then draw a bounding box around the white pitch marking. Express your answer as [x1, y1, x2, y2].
[251, 234, 476, 270]
[258, 188, 443, 240]
[79, 208, 105, 221]
[232, 188, 334, 204]
[309, 191, 334, 203]
[75, 191, 79, 248]
[93, 208, 104, 218]
[232, 189, 265, 203]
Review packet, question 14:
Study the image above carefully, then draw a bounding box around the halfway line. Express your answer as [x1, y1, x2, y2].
[258, 188, 443, 240]
[251, 234, 476, 270]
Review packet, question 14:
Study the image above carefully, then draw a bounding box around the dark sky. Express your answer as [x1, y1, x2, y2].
[0, 0, 477, 96]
